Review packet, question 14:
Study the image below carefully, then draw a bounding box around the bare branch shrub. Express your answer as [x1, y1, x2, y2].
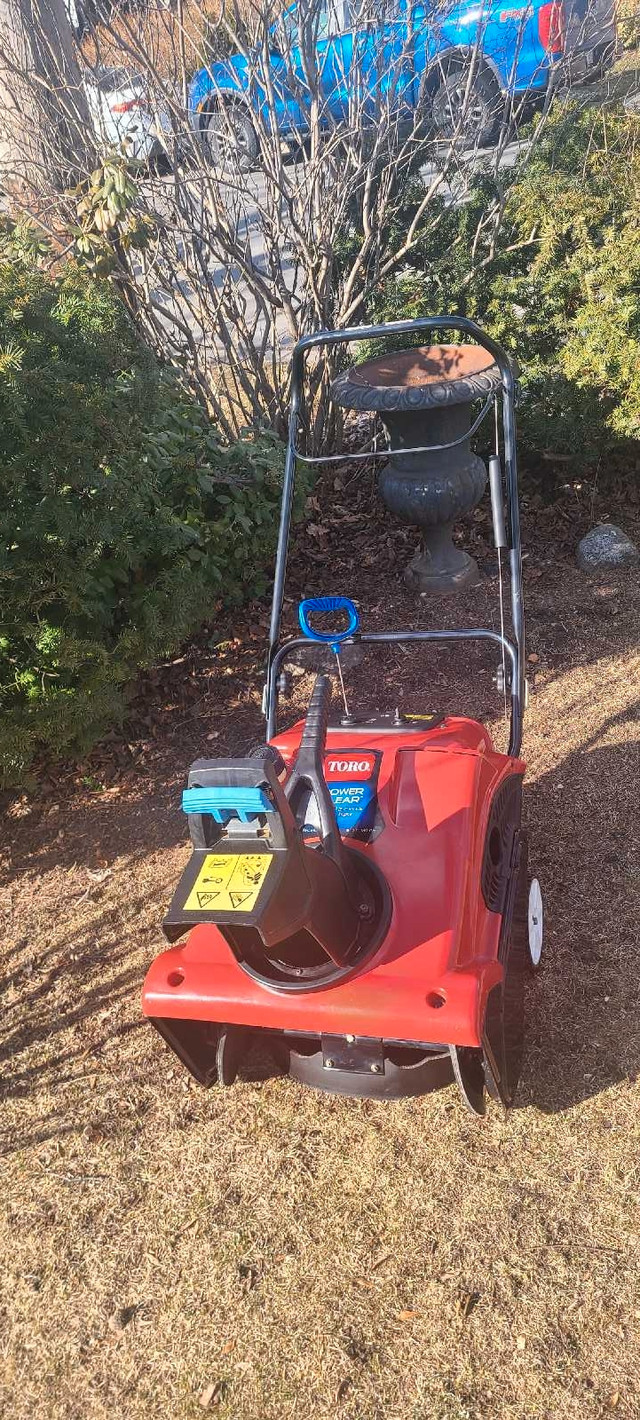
[0, 0, 616, 444]
[0, 0, 94, 211]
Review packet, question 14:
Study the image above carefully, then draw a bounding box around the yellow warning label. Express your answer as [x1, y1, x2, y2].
[182, 853, 273, 915]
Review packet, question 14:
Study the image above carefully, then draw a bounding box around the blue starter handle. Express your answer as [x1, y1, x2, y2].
[298, 596, 360, 654]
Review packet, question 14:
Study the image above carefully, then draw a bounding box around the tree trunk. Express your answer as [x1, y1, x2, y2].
[0, 0, 93, 216]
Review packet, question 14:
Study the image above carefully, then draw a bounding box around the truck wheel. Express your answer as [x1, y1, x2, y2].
[431, 64, 504, 149]
[202, 106, 259, 173]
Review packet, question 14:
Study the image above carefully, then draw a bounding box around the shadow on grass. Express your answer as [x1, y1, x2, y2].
[520, 704, 640, 1114]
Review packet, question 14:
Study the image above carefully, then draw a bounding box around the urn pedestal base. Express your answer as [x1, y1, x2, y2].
[405, 540, 481, 595]
[331, 344, 502, 597]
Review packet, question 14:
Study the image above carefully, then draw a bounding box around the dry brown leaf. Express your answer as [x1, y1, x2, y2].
[516, 1336, 526, 1351]
[397, 1309, 420, 1321]
[527, 653, 540, 664]
[199, 1381, 228, 1408]
[456, 1291, 480, 1319]
[177, 1216, 199, 1238]
[198, 1383, 217, 1409]
[608, 1392, 620, 1410]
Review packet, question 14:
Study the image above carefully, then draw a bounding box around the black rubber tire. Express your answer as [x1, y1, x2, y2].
[202, 105, 260, 173]
[431, 64, 504, 149]
[483, 845, 528, 1108]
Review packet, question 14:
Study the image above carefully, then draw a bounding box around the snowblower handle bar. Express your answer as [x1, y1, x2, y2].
[266, 316, 524, 756]
[267, 630, 519, 753]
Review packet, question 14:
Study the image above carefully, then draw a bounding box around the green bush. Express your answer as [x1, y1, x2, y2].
[0, 232, 284, 787]
[360, 104, 640, 466]
[618, 0, 640, 49]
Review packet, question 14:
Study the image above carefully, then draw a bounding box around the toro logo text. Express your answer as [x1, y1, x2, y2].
[323, 752, 377, 783]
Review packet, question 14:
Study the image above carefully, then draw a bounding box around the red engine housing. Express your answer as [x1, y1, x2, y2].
[142, 715, 524, 1053]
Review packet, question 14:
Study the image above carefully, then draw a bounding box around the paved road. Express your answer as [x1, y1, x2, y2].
[146, 134, 529, 356]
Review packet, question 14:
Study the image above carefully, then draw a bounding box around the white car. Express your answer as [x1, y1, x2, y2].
[65, 0, 88, 38]
[84, 66, 172, 164]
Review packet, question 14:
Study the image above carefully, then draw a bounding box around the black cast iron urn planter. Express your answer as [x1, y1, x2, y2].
[331, 344, 502, 594]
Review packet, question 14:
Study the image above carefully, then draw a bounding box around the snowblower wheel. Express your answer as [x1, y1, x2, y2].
[527, 877, 543, 969]
[216, 1025, 250, 1086]
[482, 841, 529, 1108]
[450, 1044, 486, 1117]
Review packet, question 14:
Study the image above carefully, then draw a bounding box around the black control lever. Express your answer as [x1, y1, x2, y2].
[284, 674, 346, 869]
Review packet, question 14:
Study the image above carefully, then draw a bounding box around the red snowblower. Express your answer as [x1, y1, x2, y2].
[142, 316, 543, 1113]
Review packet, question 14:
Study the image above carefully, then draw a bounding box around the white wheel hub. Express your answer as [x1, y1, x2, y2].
[528, 878, 543, 967]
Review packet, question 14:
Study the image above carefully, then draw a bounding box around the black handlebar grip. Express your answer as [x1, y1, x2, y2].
[285, 674, 345, 866]
[489, 454, 507, 550]
[297, 674, 331, 769]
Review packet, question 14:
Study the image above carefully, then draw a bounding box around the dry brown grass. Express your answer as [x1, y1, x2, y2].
[2, 491, 640, 1420]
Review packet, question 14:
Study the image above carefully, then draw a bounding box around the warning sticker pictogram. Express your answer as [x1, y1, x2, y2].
[230, 891, 252, 908]
[183, 853, 273, 914]
[196, 891, 219, 909]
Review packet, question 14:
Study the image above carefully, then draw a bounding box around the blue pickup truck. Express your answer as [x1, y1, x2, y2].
[189, 0, 615, 170]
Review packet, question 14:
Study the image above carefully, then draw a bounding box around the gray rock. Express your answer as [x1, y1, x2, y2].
[576, 524, 639, 572]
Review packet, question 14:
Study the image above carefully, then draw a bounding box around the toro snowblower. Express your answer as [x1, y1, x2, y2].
[142, 316, 543, 1113]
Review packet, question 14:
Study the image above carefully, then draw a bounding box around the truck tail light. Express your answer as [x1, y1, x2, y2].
[538, 1, 565, 55]
[111, 97, 146, 114]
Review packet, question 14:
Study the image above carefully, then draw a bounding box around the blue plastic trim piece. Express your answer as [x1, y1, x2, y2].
[182, 786, 273, 824]
[298, 596, 360, 654]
